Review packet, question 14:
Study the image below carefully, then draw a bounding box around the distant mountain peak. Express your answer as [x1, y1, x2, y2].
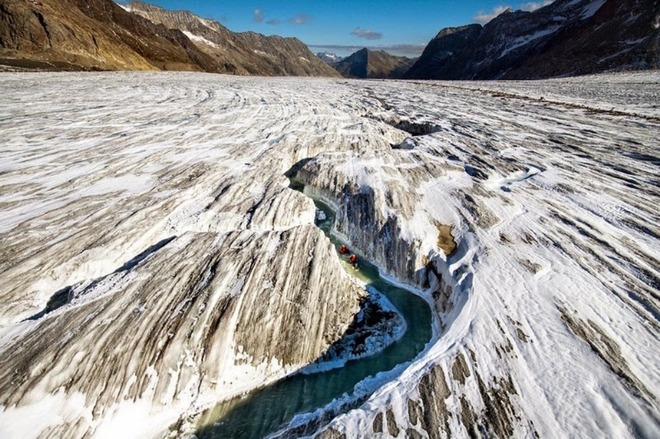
[331, 47, 415, 79]
[316, 52, 343, 64]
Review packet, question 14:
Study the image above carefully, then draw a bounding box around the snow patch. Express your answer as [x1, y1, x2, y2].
[500, 26, 560, 58]
[197, 17, 217, 31]
[253, 50, 273, 58]
[116, 3, 131, 13]
[182, 31, 218, 48]
[581, 0, 606, 19]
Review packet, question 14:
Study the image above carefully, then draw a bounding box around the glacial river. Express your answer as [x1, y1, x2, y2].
[193, 187, 433, 438]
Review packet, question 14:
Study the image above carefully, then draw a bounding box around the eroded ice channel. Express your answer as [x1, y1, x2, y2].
[192, 183, 433, 439]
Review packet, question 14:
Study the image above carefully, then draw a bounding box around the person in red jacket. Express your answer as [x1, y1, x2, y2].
[349, 254, 359, 269]
[339, 244, 349, 255]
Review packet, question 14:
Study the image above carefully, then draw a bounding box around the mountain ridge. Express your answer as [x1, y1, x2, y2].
[0, 0, 656, 78]
[125, 1, 339, 77]
[405, 0, 659, 80]
[0, 0, 339, 76]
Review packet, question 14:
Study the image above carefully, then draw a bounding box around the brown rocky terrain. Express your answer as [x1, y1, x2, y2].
[0, 0, 221, 72]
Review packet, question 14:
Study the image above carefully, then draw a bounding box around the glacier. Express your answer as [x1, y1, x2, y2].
[0, 71, 658, 438]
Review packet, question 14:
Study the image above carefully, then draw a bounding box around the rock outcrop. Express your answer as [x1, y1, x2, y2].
[405, 0, 660, 79]
[332, 48, 415, 79]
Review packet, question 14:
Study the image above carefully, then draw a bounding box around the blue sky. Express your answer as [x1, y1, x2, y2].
[132, 1, 554, 57]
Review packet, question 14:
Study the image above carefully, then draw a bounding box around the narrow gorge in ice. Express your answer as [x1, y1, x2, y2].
[0, 71, 658, 438]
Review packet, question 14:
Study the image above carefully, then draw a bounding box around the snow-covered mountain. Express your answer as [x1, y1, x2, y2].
[317, 52, 344, 64]
[406, 0, 659, 79]
[0, 71, 658, 438]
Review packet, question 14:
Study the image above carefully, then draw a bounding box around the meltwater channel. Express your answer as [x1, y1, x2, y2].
[193, 184, 433, 438]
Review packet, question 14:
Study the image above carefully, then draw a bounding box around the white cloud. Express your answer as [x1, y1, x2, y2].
[351, 27, 383, 40]
[473, 6, 512, 24]
[264, 14, 310, 25]
[288, 14, 310, 25]
[253, 8, 264, 23]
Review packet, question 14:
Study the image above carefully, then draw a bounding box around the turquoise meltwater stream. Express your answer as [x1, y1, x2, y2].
[193, 188, 433, 439]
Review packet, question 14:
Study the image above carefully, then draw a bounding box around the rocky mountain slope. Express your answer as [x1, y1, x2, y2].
[0, 0, 221, 72]
[125, 1, 339, 77]
[0, 71, 658, 439]
[332, 48, 415, 79]
[406, 0, 660, 79]
[0, 0, 338, 76]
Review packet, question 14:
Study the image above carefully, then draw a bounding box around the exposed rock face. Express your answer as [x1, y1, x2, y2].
[404, 24, 482, 79]
[0, 0, 221, 71]
[234, 32, 341, 77]
[332, 48, 415, 79]
[123, 1, 340, 77]
[507, 0, 660, 79]
[406, 0, 660, 79]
